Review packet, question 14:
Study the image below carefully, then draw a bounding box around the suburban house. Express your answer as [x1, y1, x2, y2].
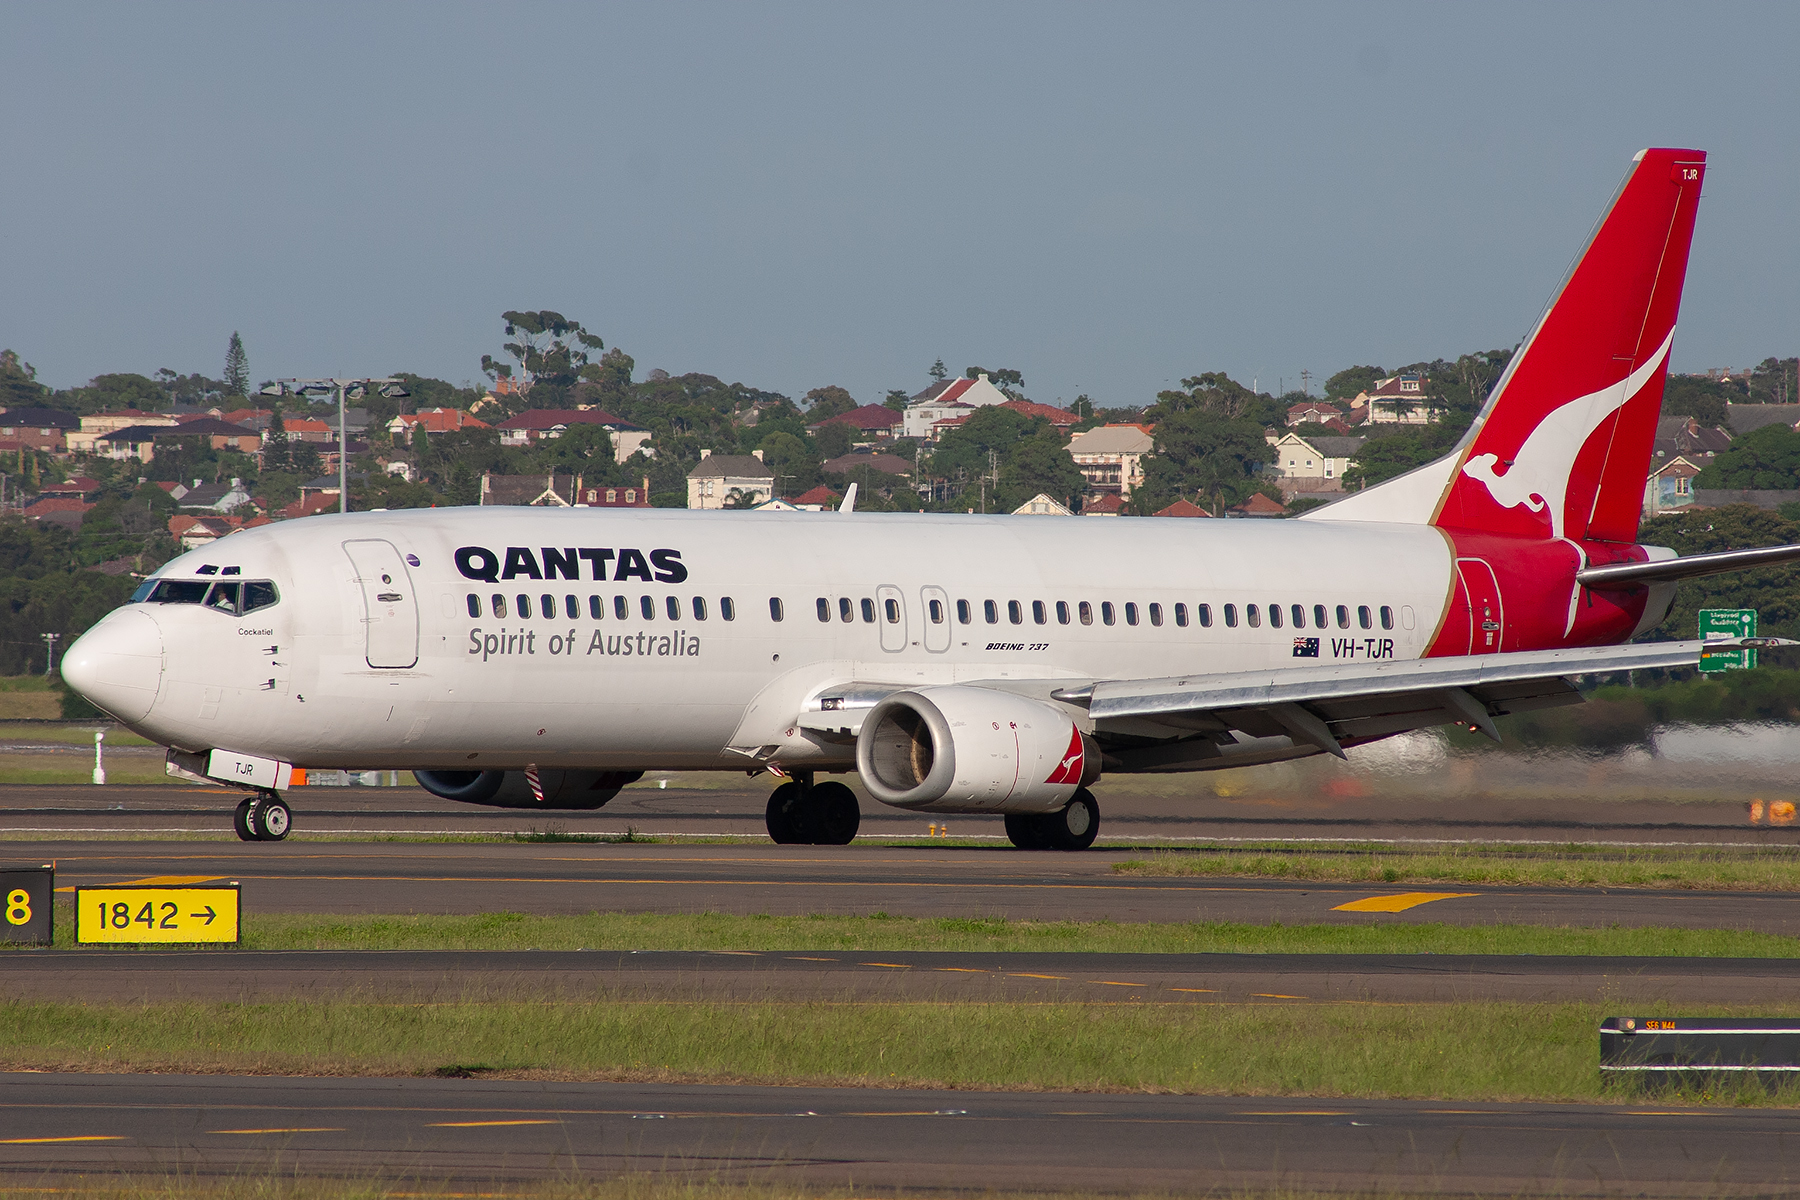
[1012, 493, 1073, 516]
[686, 449, 775, 509]
[1153, 499, 1212, 517]
[176, 478, 256, 514]
[822, 450, 913, 479]
[85, 419, 261, 463]
[575, 479, 653, 508]
[1268, 431, 1365, 490]
[1081, 493, 1127, 517]
[167, 513, 243, 549]
[902, 374, 1014, 439]
[479, 473, 582, 506]
[494, 409, 653, 463]
[387, 408, 490, 438]
[1347, 374, 1442, 425]
[1230, 492, 1288, 518]
[790, 485, 842, 512]
[1725, 404, 1800, 437]
[38, 476, 103, 500]
[0, 408, 78, 453]
[65, 410, 179, 454]
[278, 418, 336, 444]
[1065, 424, 1155, 498]
[1285, 400, 1343, 426]
[22, 496, 94, 530]
[1653, 415, 1733, 465]
[1644, 455, 1703, 516]
[808, 404, 903, 442]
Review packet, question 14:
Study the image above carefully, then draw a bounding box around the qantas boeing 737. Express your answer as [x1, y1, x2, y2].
[58, 147, 1800, 848]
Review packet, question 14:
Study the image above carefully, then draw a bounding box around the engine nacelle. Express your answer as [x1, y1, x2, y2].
[855, 686, 1098, 814]
[412, 769, 643, 810]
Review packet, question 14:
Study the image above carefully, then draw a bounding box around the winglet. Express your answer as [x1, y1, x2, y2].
[838, 483, 857, 514]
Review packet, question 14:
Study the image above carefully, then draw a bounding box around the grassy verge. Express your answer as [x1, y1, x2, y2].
[0, 718, 154, 745]
[1115, 845, 1800, 891]
[0, 996, 1787, 1106]
[17, 908, 1797, 957]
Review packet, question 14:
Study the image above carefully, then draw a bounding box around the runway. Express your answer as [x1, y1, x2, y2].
[0, 1072, 1791, 1194]
[9, 838, 1800, 931]
[5, 948, 1800, 1005]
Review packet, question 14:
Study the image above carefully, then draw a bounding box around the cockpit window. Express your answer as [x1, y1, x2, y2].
[140, 578, 279, 615]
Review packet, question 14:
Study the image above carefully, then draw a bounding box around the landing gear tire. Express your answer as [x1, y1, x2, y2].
[233, 797, 256, 842]
[765, 782, 812, 845]
[810, 781, 860, 845]
[246, 793, 292, 842]
[1004, 813, 1051, 850]
[1007, 789, 1100, 851]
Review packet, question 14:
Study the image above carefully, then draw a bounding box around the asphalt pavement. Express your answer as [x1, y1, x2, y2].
[0, 1072, 1791, 1194]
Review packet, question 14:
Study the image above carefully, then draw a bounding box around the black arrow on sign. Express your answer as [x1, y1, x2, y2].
[192, 907, 216, 925]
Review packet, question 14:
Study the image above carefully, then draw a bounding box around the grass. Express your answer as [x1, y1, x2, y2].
[1114, 844, 1800, 891]
[0, 996, 1789, 1107]
[0, 718, 154, 745]
[16, 908, 1798, 957]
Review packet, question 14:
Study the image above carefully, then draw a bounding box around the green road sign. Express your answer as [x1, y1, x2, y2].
[1699, 608, 1757, 672]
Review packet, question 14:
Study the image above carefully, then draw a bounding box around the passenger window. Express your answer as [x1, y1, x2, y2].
[721, 597, 736, 621]
[1380, 605, 1394, 630]
[769, 597, 784, 622]
[518, 595, 533, 619]
[1336, 604, 1350, 629]
[543, 594, 556, 620]
[861, 597, 876, 623]
[1032, 600, 1047, 625]
[1079, 601, 1093, 626]
[1174, 602, 1188, 627]
[666, 596, 680, 621]
[1314, 604, 1328, 629]
[956, 599, 972, 624]
[493, 594, 508, 619]
[242, 581, 279, 614]
[884, 597, 900, 623]
[840, 597, 854, 623]
[466, 594, 481, 618]
[1291, 604, 1305, 629]
[640, 596, 655, 619]
[150, 580, 210, 604]
[614, 595, 628, 619]
[590, 595, 603, 620]
[1056, 601, 1070, 625]
[693, 597, 708, 621]
[1124, 602, 1138, 626]
[565, 595, 579, 620]
[1148, 602, 1163, 627]
[1102, 602, 1116, 626]
[205, 583, 240, 614]
[984, 600, 998, 624]
[1198, 603, 1212, 628]
[1247, 603, 1261, 628]
[817, 598, 831, 622]
[1358, 605, 1372, 630]
[1268, 604, 1282, 629]
[1223, 604, 1237, 628]
[1008, 600, 1023, 624]
[929, 599, 944, 624]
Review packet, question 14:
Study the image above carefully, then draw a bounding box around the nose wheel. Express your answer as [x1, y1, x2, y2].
[234, 792, 292, 842]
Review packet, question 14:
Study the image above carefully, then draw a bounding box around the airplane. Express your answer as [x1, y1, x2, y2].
[60, 147, 1800, 848]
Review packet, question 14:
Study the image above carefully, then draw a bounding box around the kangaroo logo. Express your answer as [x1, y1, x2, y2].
[1044, 726, 1086, 786]
[1459, 331, 1673, 538]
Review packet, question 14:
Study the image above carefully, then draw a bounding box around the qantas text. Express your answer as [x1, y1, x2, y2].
[456, 545, 687, 584]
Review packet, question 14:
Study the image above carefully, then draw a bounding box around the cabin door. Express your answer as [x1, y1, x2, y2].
[343, 539, 419, 668]
[1455, 558, 1505, 654]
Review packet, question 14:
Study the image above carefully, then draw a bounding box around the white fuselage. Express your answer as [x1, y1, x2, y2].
[73, 508, 1459, 775]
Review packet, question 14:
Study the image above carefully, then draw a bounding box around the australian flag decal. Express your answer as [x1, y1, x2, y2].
[1292, 637, 1320, 658]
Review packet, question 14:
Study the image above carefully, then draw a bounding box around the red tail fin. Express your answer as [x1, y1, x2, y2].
[1315, 149, 1705, 542]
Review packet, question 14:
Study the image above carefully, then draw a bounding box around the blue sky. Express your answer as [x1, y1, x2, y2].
[4, 2, 1796, 407]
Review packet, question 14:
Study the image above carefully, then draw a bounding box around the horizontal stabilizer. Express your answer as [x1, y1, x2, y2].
[1577, 543, 1800, 589]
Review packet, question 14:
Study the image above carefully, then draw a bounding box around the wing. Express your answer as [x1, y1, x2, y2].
[1049, 637, 1787, 773]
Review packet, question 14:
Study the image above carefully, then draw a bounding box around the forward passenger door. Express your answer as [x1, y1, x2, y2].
[343, 539, 419, 668]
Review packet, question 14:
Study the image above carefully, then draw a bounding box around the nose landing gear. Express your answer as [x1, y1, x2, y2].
[765, 772, 860, 845]
[233, 791, 292, 842]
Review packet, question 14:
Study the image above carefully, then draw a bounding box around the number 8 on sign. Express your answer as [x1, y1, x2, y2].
[5, 890, 29, 926]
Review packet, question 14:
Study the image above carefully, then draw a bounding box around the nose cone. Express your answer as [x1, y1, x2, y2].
[61, 608, 164, 723]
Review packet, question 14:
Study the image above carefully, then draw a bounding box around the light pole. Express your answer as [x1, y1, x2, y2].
[262, 378, 409, 513]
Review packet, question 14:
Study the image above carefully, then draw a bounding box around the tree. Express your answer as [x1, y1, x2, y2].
[0, 351, 47, 409]
[756, 430, 821, 496]
[1325, 365, 1385, 400]
[929, 358, 947, 381]
[480, 310, 606, 412]
[1147, 373, 1274, 425]
[1000, 430, 1087, 511]
[223, 332, 249, 397]
[1694, 423, 1800, 490]
[814, 421, 853, 460]
[883, 389, 910, 412]
[803, 386, 857, 420]
[263, 406, 290, 471]
[1662, 374, 1739, 424]
[1639, 505, 1800, 642]
[964, 366, 1026, 401]
[1138, 409, 1269, 514]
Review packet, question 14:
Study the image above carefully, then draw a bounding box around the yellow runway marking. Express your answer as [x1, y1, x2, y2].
[427, 1119, 557, 1128]
[0, 1136, 124, 1144]
[1333, 892, 1479, 913]
[1008, 973, 1068, 980]
[111, 875, 227, 886]
[1094, 981, 1145, 987]
[785, 956, 835, 962]
[935, 967, 986, 973]
[1169, 988, 1218, 993]
[1237, 1111, 1352, 1116]
[1251, 993, 1307, 999]
[860, 962, 911, 968]
[210, 1127, 343, 1135]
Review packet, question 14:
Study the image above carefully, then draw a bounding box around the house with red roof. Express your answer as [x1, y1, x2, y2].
[1081, 493, 1127, 517]
[387, 408, 490, 437]
[902, 374, 1014, 438]
[1347, 374, 1443, 425]
[39, 476, 103, 500]
[1285, 400, 1343, 426]
[1230, 492, 1288, 518]
[807, 404, 902, 441]
[277, 494, 338, 520]
[494, 408, 651, 462]
[23, 496, 95, 530]
[790, 485, 842, 511]
[1153, 498, 1213, 518]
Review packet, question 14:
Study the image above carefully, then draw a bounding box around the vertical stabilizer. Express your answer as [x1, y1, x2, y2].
[1312, 148, 1705, 543]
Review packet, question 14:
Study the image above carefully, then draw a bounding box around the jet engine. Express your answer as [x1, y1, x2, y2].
[855, 686, 1098, 813]
[412, 769, 643, 810]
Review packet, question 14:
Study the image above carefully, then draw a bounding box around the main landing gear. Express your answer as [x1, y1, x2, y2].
[1004, 788, 1100, 851]
[233, 791, 292, 842]
[765, 772, 861, 845]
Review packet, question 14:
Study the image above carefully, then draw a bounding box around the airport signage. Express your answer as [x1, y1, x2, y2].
[74, 885, 241, 945]
[1699, 609, 1757, 673]
[1, 867, 54, 946]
